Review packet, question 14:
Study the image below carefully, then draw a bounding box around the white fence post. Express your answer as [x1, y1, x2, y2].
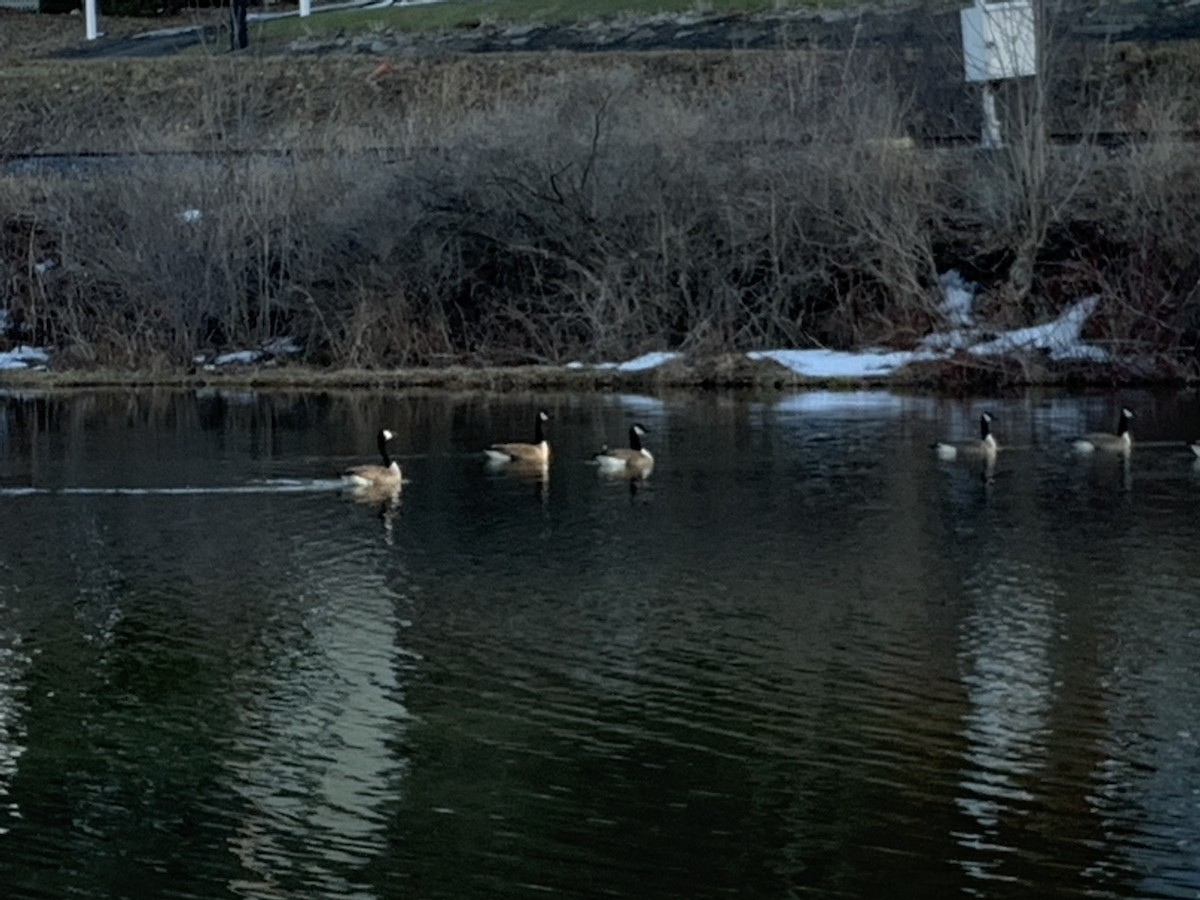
[300, 0, 311, 16]
[961, 0, 1037, 148]
[85, 0, 99, 40]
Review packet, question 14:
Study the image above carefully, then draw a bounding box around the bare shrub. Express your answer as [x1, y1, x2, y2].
[1073, 69, 1200, 356]
[945, 0, 1117, 320]
[408, 50, 940, 363]
[4, 13, 1200, 372]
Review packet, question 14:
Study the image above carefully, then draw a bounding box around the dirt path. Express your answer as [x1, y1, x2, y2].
[0, 9, 221, 62]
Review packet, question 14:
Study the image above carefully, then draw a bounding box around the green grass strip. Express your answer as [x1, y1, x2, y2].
[254, 0, 832, 43]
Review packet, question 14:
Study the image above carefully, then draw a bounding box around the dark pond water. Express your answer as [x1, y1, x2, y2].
[2, 386, 1200, 899]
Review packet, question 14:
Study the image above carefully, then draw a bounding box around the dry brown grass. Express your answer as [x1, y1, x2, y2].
[5, 7, 1200, 379]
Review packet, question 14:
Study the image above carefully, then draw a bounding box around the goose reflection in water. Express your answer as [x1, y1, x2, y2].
[485, 457, 549, 505]
[1076, 447, 1133, 493]
[594, 459, 653, 502]
[348, 482, 403, 545]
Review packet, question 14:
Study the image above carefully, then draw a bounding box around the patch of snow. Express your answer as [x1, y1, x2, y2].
[591, 351, 682, 372]
[34, 259, 56, 275]
[747, 291, 1107, 379]
[178, 208, 203, 224]
[968, 296, 1108, 361]
[918, 329, 975, 352]
[561, 278, 1109, 381]
[748, 348, 931, 378]
[201, 338, 300, 368]
[938, 270, 976, 327]
[212, 350, 261, 366]
[616, 351, 680, 372]
[0, 345, 50, 371]
[261, 336, 301, 356]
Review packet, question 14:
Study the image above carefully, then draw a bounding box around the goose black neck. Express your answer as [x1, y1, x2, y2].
[628, 426, 643, 452]
[1117, 411, 1131, 437]
[979, 416, 991, 440]
[534, 416, 545, 444]
[377, 432, 392, 467]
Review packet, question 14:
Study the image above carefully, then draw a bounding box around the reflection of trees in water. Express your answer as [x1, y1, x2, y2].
[955, 561, 1056, 847]
[0, 388, 464, 488]
[949, 555, 1136, 892]
[9, 387, 1200, 897]
[484, 457, 549, 506]
[1089, 574, 1200, 898]
[0, 632, 27, 836]
[222, 559, 412, 899]
[0, 386, 423, 896]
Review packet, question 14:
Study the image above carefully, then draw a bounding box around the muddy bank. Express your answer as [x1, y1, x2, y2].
[0, 352, 1180, 393]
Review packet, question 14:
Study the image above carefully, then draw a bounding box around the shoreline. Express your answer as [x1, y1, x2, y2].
[0, 355, 1191, 393]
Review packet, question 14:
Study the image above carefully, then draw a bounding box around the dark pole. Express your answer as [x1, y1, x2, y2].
[230, 0, 248, 51]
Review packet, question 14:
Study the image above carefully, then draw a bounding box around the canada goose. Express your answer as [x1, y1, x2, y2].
[344, 428, 402, 488]
[1071, 407, 1133, 453]
[484, 410, 550, 466]
[594, 423, 655, 476]
[932, 413, 998, 461]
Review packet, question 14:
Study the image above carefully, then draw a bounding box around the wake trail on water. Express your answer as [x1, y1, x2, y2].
[0, 479, 347, 497]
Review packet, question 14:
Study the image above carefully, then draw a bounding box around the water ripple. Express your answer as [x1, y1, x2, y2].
[4, 389, 1200, 899]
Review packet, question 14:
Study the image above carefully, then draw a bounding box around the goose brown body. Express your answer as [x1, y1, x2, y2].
[484, 411, 550, 466]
